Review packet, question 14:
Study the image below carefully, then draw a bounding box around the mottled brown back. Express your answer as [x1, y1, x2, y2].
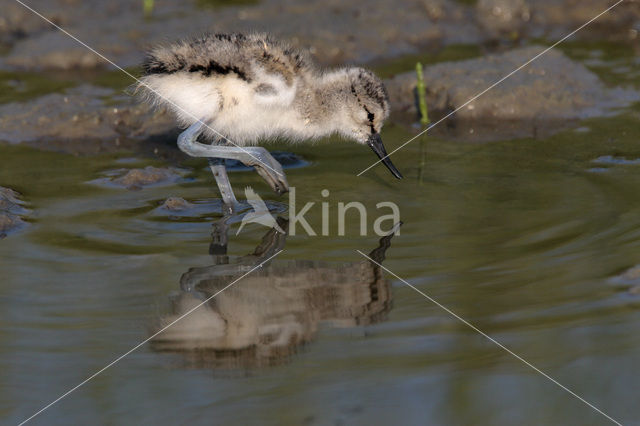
[142, 33, 314, 85]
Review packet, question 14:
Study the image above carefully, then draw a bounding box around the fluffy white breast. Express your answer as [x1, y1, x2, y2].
[141, 71, 331, 145]
[140, 73, 222, 125]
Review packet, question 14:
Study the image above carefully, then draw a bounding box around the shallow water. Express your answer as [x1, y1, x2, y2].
[2, 110, 640, 424]
[3, 46, 640, 425]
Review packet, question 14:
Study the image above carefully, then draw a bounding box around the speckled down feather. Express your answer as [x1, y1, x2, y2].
[143, 33, 310, 85]
[137, 32, 390, 146]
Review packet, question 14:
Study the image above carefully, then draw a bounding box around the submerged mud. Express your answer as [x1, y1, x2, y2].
[89, 166, 185, 190]
[159, 197, 195, 212]
[0, 187, 29, 238]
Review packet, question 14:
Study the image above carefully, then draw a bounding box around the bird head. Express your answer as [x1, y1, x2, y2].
[342, 68, 402, 179]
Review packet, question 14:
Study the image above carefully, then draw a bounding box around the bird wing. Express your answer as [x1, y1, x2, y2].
[244, 186, 269, 213]
[247, 35, 311, 107]
[143, 33, 254, 79]
[142, 33, 312, 109]
[251, 76, 297, 107]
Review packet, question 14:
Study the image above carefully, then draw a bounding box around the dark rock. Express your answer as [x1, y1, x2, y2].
[0, 0, 483, 71]
[476, 0, 640, 42]
[2, 0, 639, 73]
[613, 264, 640, 282]
[111, 166, 182, 190]
[0, 187, 29, 237]
[160, 197, 194, 211]
[592, 155, 640, 166]
[530, 0, 640, 40]
[386, 46, 640, 141]
[151, 197, 227, 219]
[0, 85, 174, 152]
[477, 0, 531, 38]
[0, 2, 58, 48]
[609, 264, 640, 296]
[0, 186, 20, 204]
[1, 44, 638, 149]
[0, 212, 26, 238]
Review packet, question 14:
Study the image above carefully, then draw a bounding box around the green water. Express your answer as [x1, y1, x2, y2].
[2, 42, 640, 425]
[0, 70, 75, 104]
[3, 110, 640, 424]
[196, 0, 259, 9]
[373, 44, 483, 79]
[0, 67, 140, 105]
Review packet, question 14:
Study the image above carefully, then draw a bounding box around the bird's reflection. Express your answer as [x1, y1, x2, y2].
[150, 217, 400, 369]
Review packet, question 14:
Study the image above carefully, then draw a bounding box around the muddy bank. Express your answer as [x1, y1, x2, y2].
[0, 0, 481, 71]
[0, 0, 638, 151]
[0, 85, 175, 154]
[476, 0, 640, 41]
[386, 45, 640, 141]
[1, 0, 638, 73]
[528, 0, 640, 41]
[0, 187, 29, 238]
[2, 45, 636, 150]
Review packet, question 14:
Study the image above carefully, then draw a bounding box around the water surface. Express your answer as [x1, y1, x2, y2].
[2, 45, 640, 425]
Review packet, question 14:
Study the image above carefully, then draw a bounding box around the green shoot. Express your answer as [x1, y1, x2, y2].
[416, 62, 430, 184]
[143, 0, 155, 18]
[416, 62, 429, 126]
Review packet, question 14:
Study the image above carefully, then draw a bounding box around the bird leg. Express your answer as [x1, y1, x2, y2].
[208, 157, 239, 214]
[177, 121, 290, 198]
[209, 215, 231, 256]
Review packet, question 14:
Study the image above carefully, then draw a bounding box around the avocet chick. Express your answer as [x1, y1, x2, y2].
[138, 33, 402, 210]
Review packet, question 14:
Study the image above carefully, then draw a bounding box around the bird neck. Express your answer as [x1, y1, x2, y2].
[298, 71, 353, 137]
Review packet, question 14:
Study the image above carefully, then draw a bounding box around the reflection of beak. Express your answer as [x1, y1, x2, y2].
[367, 133, 403, 179]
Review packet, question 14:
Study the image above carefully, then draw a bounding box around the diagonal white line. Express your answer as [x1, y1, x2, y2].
[357, 0, 627, 176]
[12, 0, 284, 178]
[356, 250, 622, 425]
[17, 250, 284, 426]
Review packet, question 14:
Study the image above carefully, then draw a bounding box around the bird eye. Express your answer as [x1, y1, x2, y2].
[366, 111, 375, 122]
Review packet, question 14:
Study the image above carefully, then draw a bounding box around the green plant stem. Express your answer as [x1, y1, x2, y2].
[416, 62, 430, 184]
[416, 62, 429, 126]
[143, 0, 154, 18]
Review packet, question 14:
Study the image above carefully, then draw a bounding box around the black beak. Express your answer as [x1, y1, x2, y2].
[367, 133, 403, 179]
